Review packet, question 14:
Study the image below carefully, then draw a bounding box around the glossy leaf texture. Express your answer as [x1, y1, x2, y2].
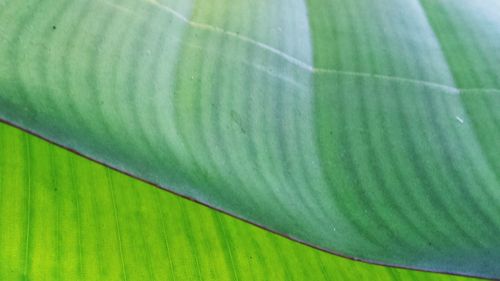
[0, 123, 477, 280]
[0, 0, 499, 278]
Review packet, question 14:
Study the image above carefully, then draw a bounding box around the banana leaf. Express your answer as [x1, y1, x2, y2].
[0, 122, 476, 280]
[0, 0, 499, 279]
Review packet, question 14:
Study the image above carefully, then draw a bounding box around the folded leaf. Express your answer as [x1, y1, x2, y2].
[0, 0, 498, 278]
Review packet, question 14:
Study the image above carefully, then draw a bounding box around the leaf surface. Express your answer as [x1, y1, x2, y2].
[0, 0, 499, 278]
[0, 123, 477, 280]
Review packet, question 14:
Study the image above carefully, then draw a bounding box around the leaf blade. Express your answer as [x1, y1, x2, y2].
[0, 0, 499, 278]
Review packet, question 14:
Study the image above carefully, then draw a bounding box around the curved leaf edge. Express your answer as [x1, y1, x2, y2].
[0, 117, 492, 280]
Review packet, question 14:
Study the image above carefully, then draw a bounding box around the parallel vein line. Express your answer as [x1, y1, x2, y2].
[106, 171, 128, 281]
[23, 135, 31, 279]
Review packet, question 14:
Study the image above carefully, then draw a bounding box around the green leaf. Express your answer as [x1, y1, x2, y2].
[0, 123, 477, 281]
[0, 0, 499, 279]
